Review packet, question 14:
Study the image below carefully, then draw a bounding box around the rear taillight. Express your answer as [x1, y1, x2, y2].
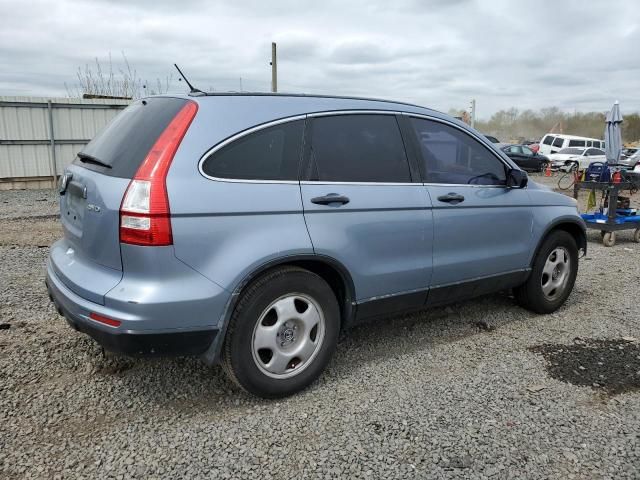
[120, 101, 198, 246]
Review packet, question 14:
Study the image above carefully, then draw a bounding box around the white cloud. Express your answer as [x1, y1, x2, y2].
[0, 0, 638, 117]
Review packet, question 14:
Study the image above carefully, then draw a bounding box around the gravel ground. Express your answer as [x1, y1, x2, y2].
[1, 183, 639, 479]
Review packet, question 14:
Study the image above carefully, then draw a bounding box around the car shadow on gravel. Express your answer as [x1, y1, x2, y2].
[92, 292, 532, 407]
[530, 338, 640, 396]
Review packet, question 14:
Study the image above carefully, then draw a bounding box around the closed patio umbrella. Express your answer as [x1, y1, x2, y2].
[604, 101, 623, 165]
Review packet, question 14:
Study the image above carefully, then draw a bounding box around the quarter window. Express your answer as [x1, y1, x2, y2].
[201, 120, 304, 180]
[308, 114, 411, 183]
[410, 118, 507, 185]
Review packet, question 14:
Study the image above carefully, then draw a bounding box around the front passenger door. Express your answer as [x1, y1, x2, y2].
[407, 117, 533, 304]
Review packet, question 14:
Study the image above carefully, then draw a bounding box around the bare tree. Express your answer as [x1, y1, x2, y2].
[65, 52, 172, 99]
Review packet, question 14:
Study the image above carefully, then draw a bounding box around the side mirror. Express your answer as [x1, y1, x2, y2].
[507, 169, 528, 188]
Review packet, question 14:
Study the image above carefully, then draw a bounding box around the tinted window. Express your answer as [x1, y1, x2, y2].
[552, 137, 564, 148]
[593, 141, 601, 148]
[410, 118, 507, 185]
[309, 115, 410, 182]
[587, 148, 604, 156]
[75, 97, 188, 178]
[542, 135, 554, 145]
[568, 139, 586, 147]
[202, 120, 304, 180]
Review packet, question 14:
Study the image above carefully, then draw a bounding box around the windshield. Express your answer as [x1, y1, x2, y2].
[557, 148, 585, 155]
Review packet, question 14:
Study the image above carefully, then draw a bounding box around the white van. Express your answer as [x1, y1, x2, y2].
[538, 134, 605, 156]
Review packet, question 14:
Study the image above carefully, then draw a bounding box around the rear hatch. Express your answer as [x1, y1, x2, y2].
[54, 97, 189, 304]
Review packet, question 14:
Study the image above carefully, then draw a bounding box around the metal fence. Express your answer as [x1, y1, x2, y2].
[0, 96, 131, 189]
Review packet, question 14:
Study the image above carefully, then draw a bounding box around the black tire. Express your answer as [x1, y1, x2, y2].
[222, 266, 340, 398]
[514, 231, 578, 314]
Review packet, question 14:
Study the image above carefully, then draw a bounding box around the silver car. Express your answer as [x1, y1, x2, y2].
[46, 93, 586, 397]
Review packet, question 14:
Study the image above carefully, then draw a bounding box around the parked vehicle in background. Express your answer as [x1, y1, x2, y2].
[46, 93, 586, 398]
[538, 134, 605, 156]
[501, 144, 549, 172]
[548, 147, 606, 170]
[620, 148, 640, 169]
[522, 141, 540, 153]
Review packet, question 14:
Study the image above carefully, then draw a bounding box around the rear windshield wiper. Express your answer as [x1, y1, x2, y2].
[77, 152, 112, 169]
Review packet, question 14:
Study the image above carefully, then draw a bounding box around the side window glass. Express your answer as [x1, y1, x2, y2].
[552, 137, 564, 148]
[542, 136, 554, 146]
[202, 120, 304, 180]
[309, 114, 411, 182]
[522, 146, 533, 155]
[410, 118, 507, 185]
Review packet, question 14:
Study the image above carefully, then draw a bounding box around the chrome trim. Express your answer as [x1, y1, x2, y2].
[300, 181, 417, 186]
[198, 110, 406, 184]
[197, 109, 516, 187]
[198, 114, 306, 184]
[308, 109, 400, 117]
[423, 182, 507, 189]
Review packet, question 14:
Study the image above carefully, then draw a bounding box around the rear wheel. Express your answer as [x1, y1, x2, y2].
[514, 231, 578, 313]
[223, 266, 340, 398]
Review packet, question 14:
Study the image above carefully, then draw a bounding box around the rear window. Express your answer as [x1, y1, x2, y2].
[74, 97, 188, 178]
[552, 137, 564, 148]
[201, 120, 304, 181]
[542, 135, 554, 145]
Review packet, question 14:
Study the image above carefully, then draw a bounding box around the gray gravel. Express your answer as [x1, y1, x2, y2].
[0, 185, 639, 479]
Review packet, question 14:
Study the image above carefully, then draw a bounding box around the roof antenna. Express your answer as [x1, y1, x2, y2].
[174, 64, 204, 95]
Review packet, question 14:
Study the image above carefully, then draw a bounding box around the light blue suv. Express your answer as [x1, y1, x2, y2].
[46, 94, 586, 397]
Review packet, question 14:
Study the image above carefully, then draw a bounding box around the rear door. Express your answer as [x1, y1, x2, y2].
[54, 97, 188, 303]
[300, 112, 433, 316]
[405, 116, 533, 304]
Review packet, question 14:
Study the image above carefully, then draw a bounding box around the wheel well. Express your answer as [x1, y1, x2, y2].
[287, 260, 354, 329]
[553, 222, 587, 254]
[237, 258, 355, 330]
[539, 222, 587, 261]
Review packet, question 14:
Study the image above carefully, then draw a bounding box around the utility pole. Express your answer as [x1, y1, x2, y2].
[270, 42, 278, 93]
[470, 99, 476, 128]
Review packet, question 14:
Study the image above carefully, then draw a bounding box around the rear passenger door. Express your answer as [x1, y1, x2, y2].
[405, 116, 533, 304]
[300, 113, 433, 317]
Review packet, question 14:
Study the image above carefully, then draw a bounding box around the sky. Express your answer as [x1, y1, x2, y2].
[0, 0, 638, 119]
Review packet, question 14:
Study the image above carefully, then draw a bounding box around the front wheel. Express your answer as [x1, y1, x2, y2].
[514, 231, 578, 314]
[222, 266, 340, 398]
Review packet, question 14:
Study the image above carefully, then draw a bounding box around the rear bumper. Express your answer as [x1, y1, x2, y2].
[46, 260, 219, 356]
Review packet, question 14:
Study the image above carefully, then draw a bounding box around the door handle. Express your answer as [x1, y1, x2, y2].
[311, 193, 350, 205]
[437, 192, 465, 204]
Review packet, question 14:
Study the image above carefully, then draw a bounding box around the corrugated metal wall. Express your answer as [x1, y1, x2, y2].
[0, 96, 131, 184]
